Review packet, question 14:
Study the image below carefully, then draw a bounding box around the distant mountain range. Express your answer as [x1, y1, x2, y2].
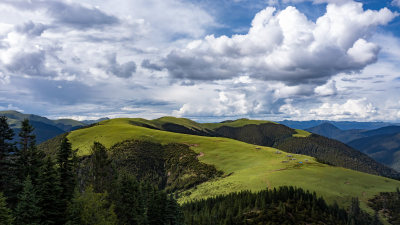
[280, 120, 399, 130]
[306, 123, 400, 171]
[0, 110, 109, 144]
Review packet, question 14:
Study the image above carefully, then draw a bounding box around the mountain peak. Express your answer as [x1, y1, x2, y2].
[318, 122, 341, 130]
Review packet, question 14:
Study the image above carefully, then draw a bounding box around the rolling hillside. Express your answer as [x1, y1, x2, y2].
[306, 123, 400, 172]
[40, 117, 400, 213]
[91, 117, 400, 179]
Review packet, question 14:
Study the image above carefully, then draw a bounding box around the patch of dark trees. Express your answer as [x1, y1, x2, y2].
[369, 188, 400, 225]
[182, 186, 381, 225]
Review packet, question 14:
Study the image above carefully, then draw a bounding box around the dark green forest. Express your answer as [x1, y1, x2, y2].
[0, 116, 393, 224]
[369, 189, 400, 225]
[182, 187, 380, 225]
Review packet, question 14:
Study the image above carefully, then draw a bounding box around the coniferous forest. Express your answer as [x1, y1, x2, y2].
[0, 116, 394, 224]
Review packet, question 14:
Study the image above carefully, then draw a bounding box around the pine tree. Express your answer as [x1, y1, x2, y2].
[148, 188, 166, 225]
[112, 173, 146, 225]
[16, 119, 44, 184]
[89, 142, 111, 193]
[14, 176, 41, 225]
[57, 137, 77, 212]
[0, 192, 13, 225]
[19, 119, 35, 152]
[165, 194, 184, 225]
[0, 116, 15, 193]
[37, 158, 63, 225]
[66, 187, 117, 225]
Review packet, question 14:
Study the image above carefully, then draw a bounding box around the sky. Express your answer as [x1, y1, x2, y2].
[0, 0, 400, 122]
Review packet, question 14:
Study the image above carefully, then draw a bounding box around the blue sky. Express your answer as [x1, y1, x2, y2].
[0, 0, 400, 122]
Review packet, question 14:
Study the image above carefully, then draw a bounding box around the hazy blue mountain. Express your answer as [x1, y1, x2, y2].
[305, 123, 366, 143]
[280, 120, 397, 130]
[305, 122, 400, 172]
[348, 133, 400, 172]
[361, 126, 400, 137]
[0, 110, 86, 144]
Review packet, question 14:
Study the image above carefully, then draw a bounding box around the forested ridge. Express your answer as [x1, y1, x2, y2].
[128, 117, 400, 179]
[0, 116, 394, 224]
[275, 134, 400, 179]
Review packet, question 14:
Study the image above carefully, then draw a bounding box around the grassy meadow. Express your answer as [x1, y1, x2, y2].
[67, 118, 400, 212]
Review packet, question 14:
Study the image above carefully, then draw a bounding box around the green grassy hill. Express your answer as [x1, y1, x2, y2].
[55, 118, 400, 212]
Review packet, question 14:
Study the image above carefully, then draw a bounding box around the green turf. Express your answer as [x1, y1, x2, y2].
[54, 119, 86, 127]
[128, 117, 210, 132]
[66, 118, 400, 212]
[202, 118, 277, 129]
[293, 129, 312, 137]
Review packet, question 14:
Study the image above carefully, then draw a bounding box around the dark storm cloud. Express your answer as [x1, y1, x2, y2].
[164, 51, 237, 81]
[6, 51, 56, 77]
[141, 59, 163, 71]
[2, 0, 119, 29]
[106, 54, 137, 78]
[25, 79, 94, 105]
[16, 21, 48, 37]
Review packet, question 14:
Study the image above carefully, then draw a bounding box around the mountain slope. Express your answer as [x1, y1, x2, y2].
[306, 123, 400, 144]
[128, 117, 217, 136]
[0, 110, 86, 144]
[111, 117, 399, 179]
[362, 126, 400, 137]
[306, 123, 400, 171]
[41, 118, 400, 212]
[280, 120, 397, 130]
[348, 133, 400, 172]
[306, 123, 365, 143]
[13, 121, 65, 144]
[202, 119, 399, 179]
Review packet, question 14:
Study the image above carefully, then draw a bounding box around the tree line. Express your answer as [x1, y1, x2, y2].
[0, 116, 183, 225]
[182, 186, 381, 225]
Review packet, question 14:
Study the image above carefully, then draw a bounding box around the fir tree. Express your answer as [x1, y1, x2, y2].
[37, 158, 63, 225]
[165, 194, 184, 225]
[14, 176, 41, 225]
[0, 116, 16, 202]
[0, 192, 13, 225]
[112, 173, 146, 225]
[18, 118, 35, 152]
[57, 137, 76, 211]
[0, 116, 15, 193]
[66, 187, 117, 225]
[16, 119, 44, 184]
[89, 142, 111, 193]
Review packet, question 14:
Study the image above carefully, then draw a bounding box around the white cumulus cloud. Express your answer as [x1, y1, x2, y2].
[309, 98, 377, 120]
[164, 1, 397, 86]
